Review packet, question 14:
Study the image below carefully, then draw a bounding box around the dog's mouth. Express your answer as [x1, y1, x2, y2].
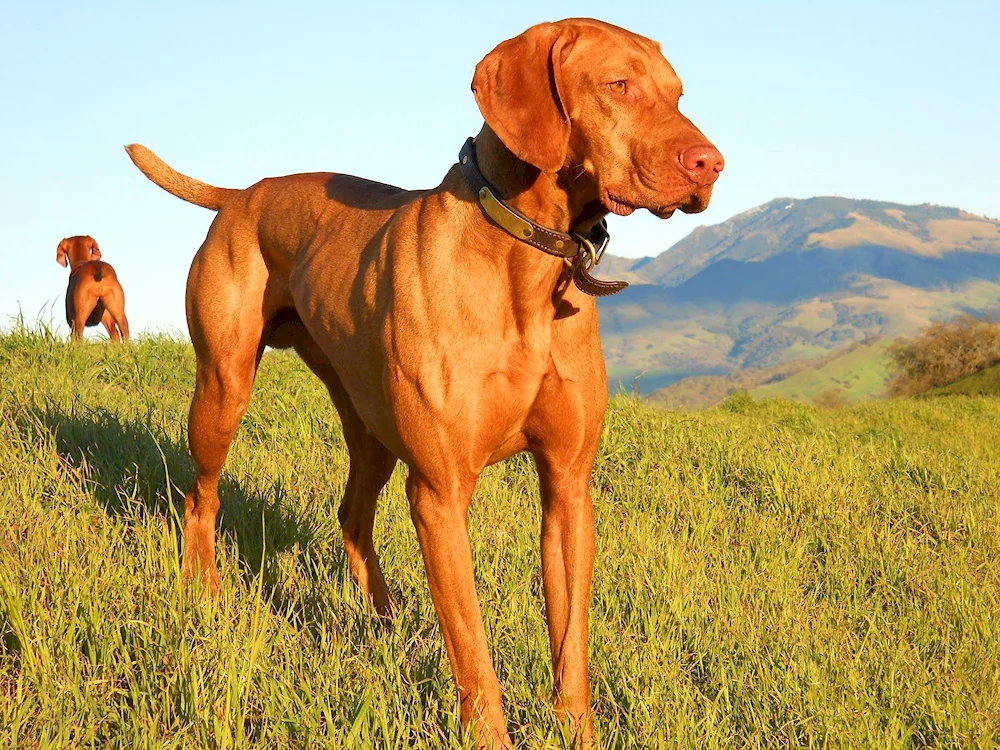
[603, 190, 639, 217]
[602, 185, 714, 220]
[678, 188, 713, 215]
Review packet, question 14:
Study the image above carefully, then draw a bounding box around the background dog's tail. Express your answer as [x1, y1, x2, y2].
[124, 144, 238, 211]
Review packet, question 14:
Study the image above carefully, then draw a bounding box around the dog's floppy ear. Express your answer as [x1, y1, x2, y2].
[88, 237, 101, 260]
[472, 23, 576, 173]
[56, 239, 70, 267]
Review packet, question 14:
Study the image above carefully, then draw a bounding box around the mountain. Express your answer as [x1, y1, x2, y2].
[596, 197, 1000, 394]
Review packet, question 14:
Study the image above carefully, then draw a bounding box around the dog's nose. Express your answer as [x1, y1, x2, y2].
[678, 145, 725, 185]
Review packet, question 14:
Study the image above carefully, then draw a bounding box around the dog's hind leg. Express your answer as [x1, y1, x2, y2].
[70, 316, 87, 342]
[100, 310, 121, 342]
[103, 288, 130, 342]
[181, 224, 270, 592]
[70, 285, 98, 342]
[286, 328, 397, 616]
[335, 399, 397, 616]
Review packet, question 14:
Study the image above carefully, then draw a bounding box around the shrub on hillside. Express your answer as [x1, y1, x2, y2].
[887, 314, 1000, 396]
[813, 388, 846, 408]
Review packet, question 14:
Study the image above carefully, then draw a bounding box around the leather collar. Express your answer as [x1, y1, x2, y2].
[458, 137, 628, 297]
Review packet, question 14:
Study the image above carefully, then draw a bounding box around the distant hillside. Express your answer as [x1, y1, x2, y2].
[751, 338, 891, 404]
[597, 197, 1000, 392]
[650, 338, 890, 410]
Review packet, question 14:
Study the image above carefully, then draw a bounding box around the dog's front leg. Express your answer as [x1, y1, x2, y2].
[405, 470, 513, 749]
[536, 453, 596, 748]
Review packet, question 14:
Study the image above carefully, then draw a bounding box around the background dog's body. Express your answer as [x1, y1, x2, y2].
[57, 235, 129, 342]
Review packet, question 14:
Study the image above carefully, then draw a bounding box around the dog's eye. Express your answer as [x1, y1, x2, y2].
[608, 80, 627, 95]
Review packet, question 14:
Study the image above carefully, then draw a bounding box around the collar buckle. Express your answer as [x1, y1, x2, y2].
[574, 225, 610, 271]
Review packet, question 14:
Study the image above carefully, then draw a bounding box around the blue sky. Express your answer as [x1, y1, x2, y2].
[2, 1, 998, 336]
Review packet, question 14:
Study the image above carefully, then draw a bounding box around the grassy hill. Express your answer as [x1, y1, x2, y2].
[650, 338, 892, 410]
[751, 337, 892, 404]
[928, 363, 1000, 397]
[646, 364, 799, 411]
[3, 330, 1000, 747]
[597, 198, 1000, 391]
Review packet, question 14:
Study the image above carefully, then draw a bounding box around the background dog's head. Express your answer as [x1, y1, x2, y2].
[56, 236, 102, 270]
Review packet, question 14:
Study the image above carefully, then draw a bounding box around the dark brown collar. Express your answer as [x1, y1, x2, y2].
[458, 137, 627, 297]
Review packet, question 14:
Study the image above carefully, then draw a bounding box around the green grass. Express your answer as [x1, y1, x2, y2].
[929, 363, 1000, 397]
[2, 326, 1000, 748]
[752, 339, 892, 404]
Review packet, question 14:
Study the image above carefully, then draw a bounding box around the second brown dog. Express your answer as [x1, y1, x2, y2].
[57, 235, 129, 342]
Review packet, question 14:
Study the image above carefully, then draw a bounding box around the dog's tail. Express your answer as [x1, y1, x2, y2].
[124, 144, 238, 211]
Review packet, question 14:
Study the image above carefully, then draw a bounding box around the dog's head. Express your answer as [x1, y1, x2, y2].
[472, 19, 723, 218]
[56, 236, 101, 269]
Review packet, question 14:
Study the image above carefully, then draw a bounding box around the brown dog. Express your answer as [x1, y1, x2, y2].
[57, 235, 130, 342]
[126, 18, 721, 747]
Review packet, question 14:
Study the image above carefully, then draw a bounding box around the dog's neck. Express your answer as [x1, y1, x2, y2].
[472, 126, 607, 236]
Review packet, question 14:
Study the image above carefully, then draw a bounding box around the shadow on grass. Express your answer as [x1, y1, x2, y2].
[25, 402, 351, 630]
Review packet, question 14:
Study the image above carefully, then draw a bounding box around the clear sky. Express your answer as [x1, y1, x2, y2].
[2, 1, 998, 336]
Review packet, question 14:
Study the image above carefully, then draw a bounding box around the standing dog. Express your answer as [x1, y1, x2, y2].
[57, 235, 130, 342]
[127, 18, 722, 747]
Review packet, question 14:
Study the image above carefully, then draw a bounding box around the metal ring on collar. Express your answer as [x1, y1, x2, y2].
[576, 236, 598, 271]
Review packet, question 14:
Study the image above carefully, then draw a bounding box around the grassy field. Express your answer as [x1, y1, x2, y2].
[2, 327, 999, 748]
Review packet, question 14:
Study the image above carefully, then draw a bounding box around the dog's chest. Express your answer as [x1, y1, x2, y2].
[291, 259, 548, 459]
